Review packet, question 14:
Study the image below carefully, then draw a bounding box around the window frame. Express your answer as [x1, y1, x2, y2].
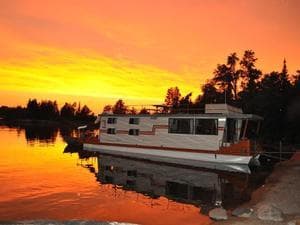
[194, 118, 218, 135]
[107, 128, 116, 134]
[168, 118, 194, 134]
[168, 118, 219, 135]
[128, 129, 139, 136]
[107, 117, 117, 124]
[129, 117, 140, 125]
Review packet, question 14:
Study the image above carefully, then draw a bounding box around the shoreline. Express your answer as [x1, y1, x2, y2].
[212, 152, 300, 225]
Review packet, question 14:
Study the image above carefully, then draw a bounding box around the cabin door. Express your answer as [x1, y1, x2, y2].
[226, 119, 237, 143]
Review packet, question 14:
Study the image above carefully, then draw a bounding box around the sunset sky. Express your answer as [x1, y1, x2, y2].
[0, 0, 300, 113]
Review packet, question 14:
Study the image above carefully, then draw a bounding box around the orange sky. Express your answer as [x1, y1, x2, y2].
[0, 0, 300, 113]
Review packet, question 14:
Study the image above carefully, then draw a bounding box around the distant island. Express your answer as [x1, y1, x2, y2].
[1, 50, 299, 144]
[0, 99, 96, 127]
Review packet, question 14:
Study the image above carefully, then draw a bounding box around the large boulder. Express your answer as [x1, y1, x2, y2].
[208, 207, 228, 220]
[256, 203, 284, 222]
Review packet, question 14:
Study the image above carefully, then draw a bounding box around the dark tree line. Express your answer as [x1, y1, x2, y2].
[0, 99, 95, 122]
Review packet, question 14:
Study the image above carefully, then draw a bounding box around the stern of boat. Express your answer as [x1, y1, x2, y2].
[219, 138, 262, 165]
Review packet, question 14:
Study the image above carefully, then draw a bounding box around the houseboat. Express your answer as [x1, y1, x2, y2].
[83, 104, 263, 165]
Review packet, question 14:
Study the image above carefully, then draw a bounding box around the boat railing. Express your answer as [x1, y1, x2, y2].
[260, 141, 298, 162]
[102, 104, 206, 115]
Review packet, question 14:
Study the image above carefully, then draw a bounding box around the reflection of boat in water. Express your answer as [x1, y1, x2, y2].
[91, 154, 266, 214]
[84, 104, 263, 165]
[64, 125, 98, 149]
[63, 145, 97, 159]
[64, 136, 83, 148]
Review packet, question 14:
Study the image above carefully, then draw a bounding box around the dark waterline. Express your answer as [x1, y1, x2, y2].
[0, 125, 272, 225]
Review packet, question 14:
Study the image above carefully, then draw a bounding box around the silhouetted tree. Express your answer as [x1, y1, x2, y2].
[279, 58, 292, 91]
[282, 58, 288, 76]
[211, 52, 241, 103]
[102, 105, 112, 114]
[164, 87, 181, 112]
[60, 102, 76, 118]
[112, 99, 127, 114]
[27, 99, 40, 118]
[200, 81, 223, 104]
[256, 71, 288, 140]
[129, 107, 137, 115]
[286, 70, 300, 143]
[178, 92, 193, 112]
[39, 100, 59, 120]
[213, 64, 233, 103]
[139, 108, 150, 114]
[0, 105, 27, 119]
[240, 50, 262, 93]
[2, 99, 95, 123]
[292, 70, 300, 86]
[239, 50, 262, 112]
[227, 52, 240, 100]
[75, 102, 80, 117]
[80, 105, 92, 116]
[73, 104, 95, 121]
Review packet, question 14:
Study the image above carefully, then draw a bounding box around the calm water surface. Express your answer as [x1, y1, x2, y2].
[0, 125, 270, 225]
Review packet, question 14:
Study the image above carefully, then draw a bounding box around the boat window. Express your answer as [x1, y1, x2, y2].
[129, 129, 139, 135]
[129, 118, 139, 124]
[107, 118, 117, 124]
[168, 118, 193, 134]
[240, 120, 259, 139]
[104, 176, 114, 183]
[107, 128, 116, 134]
[195, 119, 218, 135]
[126, 180, 136, 187]
[166, 181, 188, 199]
[127, 170, 137, 177]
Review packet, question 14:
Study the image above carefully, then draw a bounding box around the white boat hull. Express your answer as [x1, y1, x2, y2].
[83, 143, 254, 167]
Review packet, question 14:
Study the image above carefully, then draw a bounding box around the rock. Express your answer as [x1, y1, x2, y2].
[287, 220, 297, 225]
[287, 219, 300, 225]
[232, 207, 253, 218]
[256, 203, 284, 222]
[209, 207, 228, 220]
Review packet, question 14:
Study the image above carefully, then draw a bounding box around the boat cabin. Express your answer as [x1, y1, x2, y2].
[97, 104, 262, 155]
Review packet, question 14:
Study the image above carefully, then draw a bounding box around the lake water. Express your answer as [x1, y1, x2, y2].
[0, 124, 271, 225]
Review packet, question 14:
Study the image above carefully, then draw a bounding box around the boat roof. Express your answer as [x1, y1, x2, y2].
[99, 113, 263, 120]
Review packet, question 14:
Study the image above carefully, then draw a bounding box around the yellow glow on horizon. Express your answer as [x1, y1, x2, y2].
[0, 45, 200, 111]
